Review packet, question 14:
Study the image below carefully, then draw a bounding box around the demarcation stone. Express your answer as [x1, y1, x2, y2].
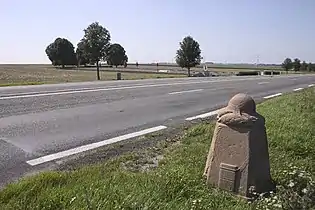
[204, 93, 275, 198]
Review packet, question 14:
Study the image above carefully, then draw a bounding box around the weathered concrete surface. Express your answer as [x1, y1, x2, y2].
[204, 93, 275, 198]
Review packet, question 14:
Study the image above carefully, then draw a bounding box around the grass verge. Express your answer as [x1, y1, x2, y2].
[0, 88, 314, 209]
[0, 65, 184, 86]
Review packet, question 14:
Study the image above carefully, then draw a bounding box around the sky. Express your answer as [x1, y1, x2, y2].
[1, 0, 315, 64]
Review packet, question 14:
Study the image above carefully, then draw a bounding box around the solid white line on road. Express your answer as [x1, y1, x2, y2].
[258, 82, 270, 85]
[0, 77, 272, 100]
[169, 89, 203, 95]
[293, 88, 304, 92]
[185, 109, 220, 121]
[26, 125, 167, 166]
[263, 93, 283, 99]
[308, 84, 314, 87]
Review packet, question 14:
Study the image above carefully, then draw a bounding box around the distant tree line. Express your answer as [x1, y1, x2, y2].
[46, 22, 314, 79]
[45, 22, 128, 80]
[282, 58, 315, 73]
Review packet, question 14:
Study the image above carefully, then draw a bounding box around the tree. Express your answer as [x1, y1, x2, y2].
[176, 36, 201, 77]
[281, 58, 293, 73]
[81, 22, 111, 80]
[45, 38, 77, 68]
[293, 58, 301, 72]
[307, 63, 315, 72]
[76, 40, 89, 67]
[300, 61, 308, 71]
[106, 43, 128, 67]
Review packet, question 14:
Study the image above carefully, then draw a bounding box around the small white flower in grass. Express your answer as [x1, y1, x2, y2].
[273, 204, 282, 208]
[70, 197, 77, 204]
[289, 171, 297, 175]
[288, 180, 295, 187]
[302, 188, 308, 194]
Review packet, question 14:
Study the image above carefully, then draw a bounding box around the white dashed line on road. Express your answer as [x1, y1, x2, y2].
[263, 93, 283, 99]
[26, 125, 167, 166]
[185, 109, 220, 121]
[258, 82, 270, 85]
[169, 89, 204, 95]
[293, 88, 304, 92]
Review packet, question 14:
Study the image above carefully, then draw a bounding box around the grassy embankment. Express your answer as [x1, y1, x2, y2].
[0, 65, 185, 86]
[0, 88, 314, 209]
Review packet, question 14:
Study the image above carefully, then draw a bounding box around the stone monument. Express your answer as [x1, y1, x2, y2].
[204, 93, 275, 198]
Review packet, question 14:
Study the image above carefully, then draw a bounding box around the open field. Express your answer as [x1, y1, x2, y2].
[0, 88, 314, 209]
[0, 65, 186, 86]
[0, 64, 257, 86]
[0, 64, 308, 87]
[126, 62, 283, 71]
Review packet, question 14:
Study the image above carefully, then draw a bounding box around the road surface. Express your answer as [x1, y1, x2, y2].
[0, 75, 314, 187]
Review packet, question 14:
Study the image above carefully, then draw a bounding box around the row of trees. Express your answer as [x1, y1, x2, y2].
[45, 22, 313, 80]
[45, 25, 202, 79]
[45, 22, 128, 80]
[282, 58, 315, 73]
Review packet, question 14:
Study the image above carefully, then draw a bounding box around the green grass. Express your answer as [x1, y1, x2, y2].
[0, 88, 314, 209]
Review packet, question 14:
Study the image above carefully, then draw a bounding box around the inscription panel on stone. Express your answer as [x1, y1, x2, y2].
[218, 163, 238, 192]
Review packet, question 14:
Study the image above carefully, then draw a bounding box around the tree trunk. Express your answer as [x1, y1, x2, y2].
[187, 67, 191, 77]
[96, 61, 100, 80]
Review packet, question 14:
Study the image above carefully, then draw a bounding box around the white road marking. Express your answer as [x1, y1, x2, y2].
[308, 84, 314, 87]
[0, 77, 271, 100]
[263, 93, 283, 99]
[169, 89, 203, 95]
[185, 109, 220, 121]
[293, 88, 304, 91]
[26, 125, 167, 166]
[258, 82, 270, 85]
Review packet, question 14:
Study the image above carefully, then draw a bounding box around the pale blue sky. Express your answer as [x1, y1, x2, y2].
[1, 0, 315, 64]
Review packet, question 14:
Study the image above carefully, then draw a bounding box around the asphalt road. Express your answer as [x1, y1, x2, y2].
[0, 75, 314, 187]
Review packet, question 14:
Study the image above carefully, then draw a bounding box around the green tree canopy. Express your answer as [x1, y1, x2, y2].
[76, 40, 89, 66]
[45, 38, 77, 68]
[175, 36, 201, 77]
[293, 58, 301, 72]
[81, 22, 111, 80]
[281, 58, 293, 73]
[307, 63, 315, 72]
[106, 43, 128, 67]
[300, 61, 308, 71]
